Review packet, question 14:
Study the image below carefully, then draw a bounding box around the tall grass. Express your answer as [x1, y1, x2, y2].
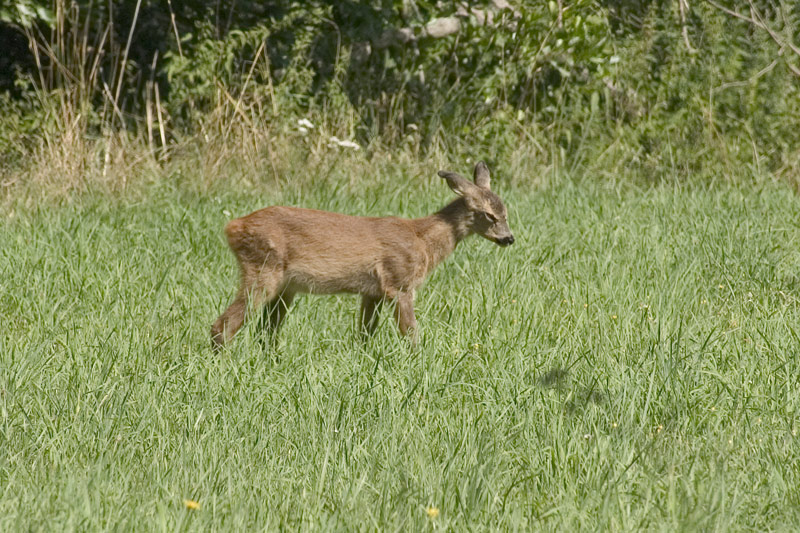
[2, 0, 150, 194]
[2, 168, 800, 530]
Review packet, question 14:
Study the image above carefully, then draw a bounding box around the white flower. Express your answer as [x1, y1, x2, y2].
[298, 127, 309, 135]
[337, 140, 360, 150]
[297, 118, 315, 129]
[328, 136, 360, 150]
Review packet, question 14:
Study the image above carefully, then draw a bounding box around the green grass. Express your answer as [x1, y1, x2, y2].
[2, 170, 800, 531]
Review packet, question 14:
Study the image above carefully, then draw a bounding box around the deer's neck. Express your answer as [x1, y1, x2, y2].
[413, 198, 474, 273]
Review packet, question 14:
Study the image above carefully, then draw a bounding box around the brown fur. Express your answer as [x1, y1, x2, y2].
[211, 162, 514, 349]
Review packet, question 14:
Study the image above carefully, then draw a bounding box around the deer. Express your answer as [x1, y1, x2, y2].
[211, 161, 514, 350]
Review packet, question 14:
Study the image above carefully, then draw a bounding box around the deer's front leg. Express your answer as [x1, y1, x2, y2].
[393, 291, 418, 346]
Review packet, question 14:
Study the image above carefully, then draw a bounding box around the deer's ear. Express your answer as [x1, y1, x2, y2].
[438, 170, 477, 198]
[473, 161, 491, 190]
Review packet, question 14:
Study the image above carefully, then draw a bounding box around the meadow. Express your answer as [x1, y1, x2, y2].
[2, 165, 800, 531]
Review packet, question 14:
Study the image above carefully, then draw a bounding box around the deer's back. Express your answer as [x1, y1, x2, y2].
[226, 206, 429, 295]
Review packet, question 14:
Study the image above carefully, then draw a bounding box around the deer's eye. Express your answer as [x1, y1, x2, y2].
[482, 212, 498, 223]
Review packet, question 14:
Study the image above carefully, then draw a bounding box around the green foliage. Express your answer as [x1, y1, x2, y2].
[1, 0, 800, 188]
[0, 0, 52, 27]
[164, 3, 332, 129]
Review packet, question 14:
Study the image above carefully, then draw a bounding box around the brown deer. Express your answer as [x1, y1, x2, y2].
[211, 161, 514, 349]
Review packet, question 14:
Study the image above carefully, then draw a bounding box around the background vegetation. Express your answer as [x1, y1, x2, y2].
[1, 0, 799, 197]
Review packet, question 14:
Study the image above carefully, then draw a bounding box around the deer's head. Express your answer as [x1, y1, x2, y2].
[438, 162, 515, 246]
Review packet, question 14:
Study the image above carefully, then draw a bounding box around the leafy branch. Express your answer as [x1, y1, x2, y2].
[708, 0, 800, 77]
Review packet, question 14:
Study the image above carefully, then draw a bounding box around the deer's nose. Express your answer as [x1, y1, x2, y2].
[498, 235, 515, 246]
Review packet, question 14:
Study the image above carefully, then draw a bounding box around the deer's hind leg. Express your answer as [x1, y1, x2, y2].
[258, 288, 296, 348]
[211, 289, 248, 349]
[359, 295, 384, 339]
[211, 261, 284, 350]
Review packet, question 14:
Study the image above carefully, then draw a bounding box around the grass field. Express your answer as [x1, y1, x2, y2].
[2, 168, 800, 531]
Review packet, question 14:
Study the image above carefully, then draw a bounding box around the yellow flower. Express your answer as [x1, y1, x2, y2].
[426, 506, 440, 519]
[183, 499, 201, 510]
[611, 315, 617, 320]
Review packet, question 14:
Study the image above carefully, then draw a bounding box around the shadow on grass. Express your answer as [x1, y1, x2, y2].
[538, 366, 608, 413]
[538, 367, 570, 389]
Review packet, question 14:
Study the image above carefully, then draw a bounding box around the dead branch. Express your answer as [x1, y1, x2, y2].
[352, 1, 520, 63]
[678, 0, 697, 54]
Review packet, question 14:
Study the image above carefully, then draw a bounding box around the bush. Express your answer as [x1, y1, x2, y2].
[1, 0, 799, 194]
